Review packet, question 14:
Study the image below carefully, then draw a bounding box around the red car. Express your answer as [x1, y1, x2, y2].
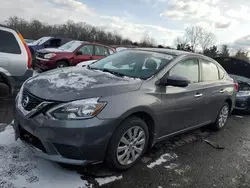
[35, 40, 115, 70]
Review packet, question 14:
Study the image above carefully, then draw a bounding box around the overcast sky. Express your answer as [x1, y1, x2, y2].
[1, 0, 250, 51]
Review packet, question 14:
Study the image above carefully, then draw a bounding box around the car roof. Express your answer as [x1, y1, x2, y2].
[90, 42, 113, 47]
[131, 48, 216, 61]
[0, 24, 18, 33]
[134, 48, 197, 56]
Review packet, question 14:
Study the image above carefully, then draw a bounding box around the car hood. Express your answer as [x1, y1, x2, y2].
[37, 48, 66, 53]
[76, 60, 97, 67]
[24, 67, 143, 102]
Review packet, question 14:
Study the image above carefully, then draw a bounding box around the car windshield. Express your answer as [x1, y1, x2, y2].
[29, 37, 51, 45]
[58, 40, 83, 52]
[89, 50, 175, 79]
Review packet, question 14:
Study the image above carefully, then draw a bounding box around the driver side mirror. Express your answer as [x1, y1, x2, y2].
[76, 51, 83, 56]
[157, 75, 189, 87]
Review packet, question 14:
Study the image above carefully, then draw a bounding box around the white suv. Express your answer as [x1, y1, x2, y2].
[0, 25, 33, 96]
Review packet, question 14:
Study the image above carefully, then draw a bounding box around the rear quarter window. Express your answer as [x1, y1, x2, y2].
[0, 30, 21, 54]
[218, 66, 226, 79]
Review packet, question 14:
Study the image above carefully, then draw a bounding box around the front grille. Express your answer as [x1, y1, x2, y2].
[53, 143, 84, 160]
[36, 52, 45, 59]
[21, 89, 43, 111]
[19, 125, 47, 153]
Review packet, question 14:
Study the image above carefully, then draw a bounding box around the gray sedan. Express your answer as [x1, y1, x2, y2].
[13, 48, 236, 170]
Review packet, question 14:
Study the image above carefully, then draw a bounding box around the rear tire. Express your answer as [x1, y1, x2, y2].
[211, 102, 230, 130]
[105, 116, 149, 171]
[0, 82, 10, 98]
[56, 61, 68, 68]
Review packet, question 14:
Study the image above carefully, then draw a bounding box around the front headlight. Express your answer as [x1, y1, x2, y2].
[44, 53, 56, 59]
[46, 98, 106, 120]
[237, 91, 250, 97]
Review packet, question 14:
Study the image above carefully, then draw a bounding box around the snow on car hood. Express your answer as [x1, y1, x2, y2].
[24, 67, 142, 101]
[37, 48, 65, 53]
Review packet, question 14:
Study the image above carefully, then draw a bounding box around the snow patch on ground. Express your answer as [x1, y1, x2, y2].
[27, 72, 97, 90]
[95, 175, 123, 186]
[0, 126, 92, 188]
[174, 165, 191, 176]
[147, 153, 178, 169]
[165, 163, 179, 170]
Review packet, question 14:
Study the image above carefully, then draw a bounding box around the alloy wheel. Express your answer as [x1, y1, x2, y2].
[116, 126, 146, 166]
[218, 105, 229, 128]
[58, 64, 66, 68]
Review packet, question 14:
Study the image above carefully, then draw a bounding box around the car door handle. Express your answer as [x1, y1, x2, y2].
[194, 93, 203, 98]
[220, 89, 225, 93]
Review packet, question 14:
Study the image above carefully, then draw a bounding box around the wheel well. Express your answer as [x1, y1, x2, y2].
[57, 60, 70, 66]
[129, 112, 155, 147]
[225, 99, 232, 111]
[0, 74, 8, 86]
[0, 74, 11, 94]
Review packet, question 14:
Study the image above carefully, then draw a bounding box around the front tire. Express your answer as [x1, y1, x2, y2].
[211, 102, 230, 130]
[56, 61, 68, 68]
[105, 116, 149, 171]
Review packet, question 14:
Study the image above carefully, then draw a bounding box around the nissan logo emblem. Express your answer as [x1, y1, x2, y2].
[22, 96, 29, 107]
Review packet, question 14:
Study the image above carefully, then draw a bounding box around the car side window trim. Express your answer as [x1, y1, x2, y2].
[217, 65, 226, 80]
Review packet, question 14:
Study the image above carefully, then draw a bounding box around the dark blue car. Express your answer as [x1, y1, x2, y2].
[28, 36, 72, 51]
[27, 37, 72, 68]
[215, 57, 250, 112]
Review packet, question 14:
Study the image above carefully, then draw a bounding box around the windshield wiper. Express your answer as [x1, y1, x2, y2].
[88, 66, 125, 77]
[101, 68, 126, 77]
[88, 66, 140, 79]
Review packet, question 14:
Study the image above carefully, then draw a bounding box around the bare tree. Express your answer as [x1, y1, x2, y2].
[174, 36, 188, 48]
[199, 31, 216, 52]
[140, 31, 156, 47]
[185, 26, 204, 52]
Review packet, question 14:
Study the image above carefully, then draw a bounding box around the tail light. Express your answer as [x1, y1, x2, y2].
[234, 82, 239, 92]
[17, 33, 32, 69]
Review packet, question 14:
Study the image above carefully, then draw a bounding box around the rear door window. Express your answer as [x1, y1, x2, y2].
[201, 59, 219, 81]
[78, 45, 93, 55]
[0, 30, 21, 54]
[94, 46, 109, 56]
